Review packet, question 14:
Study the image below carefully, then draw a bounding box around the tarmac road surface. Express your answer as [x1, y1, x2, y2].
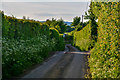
[22, 44, 89, 78]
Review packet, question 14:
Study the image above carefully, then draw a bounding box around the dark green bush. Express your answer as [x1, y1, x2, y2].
[50, 28, 59, 40]
[1, 11, 65, 79]
[57, 36, 65, 51]
[64, 35, 73, 41]
[50, 28, 65, 51]
[1, 12, 49, 39]
[2, 35, 56, 78]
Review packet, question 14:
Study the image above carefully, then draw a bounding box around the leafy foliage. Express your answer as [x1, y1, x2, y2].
[66, 26, 75, 32]
[1, 11, 65, 78]
[71, 16, 81, 26]
[73, 2, 97, 51]
[74, 23, 83, 31]
[2, 13, 50, 39]
[84, 2, 98, 41]
[57, 18, 67, 33]
[50, 28, 65, 51]
[2, 35, 56, 78]
[88, 2, 120, 78]
[45, 18, 67, 34]
[73, 21, 96, 51]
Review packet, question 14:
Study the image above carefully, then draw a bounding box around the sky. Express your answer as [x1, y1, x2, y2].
[1, 0, 90, 22]
[2, 0, 90, 2]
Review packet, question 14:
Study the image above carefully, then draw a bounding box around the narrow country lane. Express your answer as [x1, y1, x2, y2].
[22, 44, 89, 78]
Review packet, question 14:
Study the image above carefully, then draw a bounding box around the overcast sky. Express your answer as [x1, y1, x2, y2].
[1, 0, 90, 22]
[2, 0, 90, 2]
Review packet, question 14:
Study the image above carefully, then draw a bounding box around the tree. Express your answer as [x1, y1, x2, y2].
[71, 16, 81, 26]
[84, 2, 98, 41]
[50, 18, 57, 27]
[55, 25, 61, 32]
[46, 19, 52, 26]
[75, 23, 82, 31]
[84, 2, 97, 21]
[23, 16, 26, 19]
[57, 18, 67, 33]
[45, 18, 67, 33]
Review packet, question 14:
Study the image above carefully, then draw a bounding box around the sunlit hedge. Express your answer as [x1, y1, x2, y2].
[73, 21, 96, 51]
[89, 2, 120, 78]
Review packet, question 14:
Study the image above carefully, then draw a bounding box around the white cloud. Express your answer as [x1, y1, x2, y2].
[2, 0, 90, 2]
[2, 2, 89, 22]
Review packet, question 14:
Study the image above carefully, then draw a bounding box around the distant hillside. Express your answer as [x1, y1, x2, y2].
[40, 21, 46, 23]
[40, 21, 72, 26]
[64, 22, 72, 26]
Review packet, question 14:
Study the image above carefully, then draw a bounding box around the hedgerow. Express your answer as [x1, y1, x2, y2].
[1, 11, 65, 78]
[2, 35, 56, 78]
[73, 2, 98, 51]
[2, 12, 50, 39]
[73, 21, 96, 51]
[50, 28, 65, 51]
[88, 2, 120, 78]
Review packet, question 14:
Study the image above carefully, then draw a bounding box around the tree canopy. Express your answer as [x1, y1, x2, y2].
[45, 18, 67, 34]
[71, 16, 81, 26]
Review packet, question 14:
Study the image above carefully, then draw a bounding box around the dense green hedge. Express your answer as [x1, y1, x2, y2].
[73, 21, 96, 51]
[64, 32, 73, 41]
[2, 12, 50, 39]
[1, 11, 65, 78]
[88, 2, 120, 78]
[2, 35, 56, 78]
[50, 28, 65, 51]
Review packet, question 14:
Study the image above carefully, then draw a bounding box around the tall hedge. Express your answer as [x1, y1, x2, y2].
[73, 21, 96, 51]
[89, 2, 120, 78]
[2, 36, 56, 78]
[50, 28, 65, 51]
[1, 11, 65, 78]
[2, 12, 50, 39]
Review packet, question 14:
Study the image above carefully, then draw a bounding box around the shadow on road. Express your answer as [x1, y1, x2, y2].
[21, 44, 90, 78]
